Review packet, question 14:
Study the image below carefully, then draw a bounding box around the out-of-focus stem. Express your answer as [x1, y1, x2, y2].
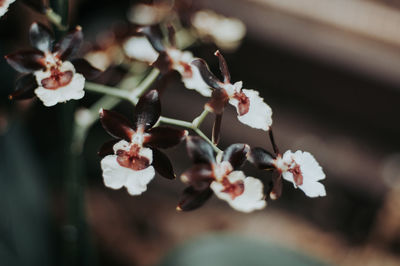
[45, 8, 68, 31]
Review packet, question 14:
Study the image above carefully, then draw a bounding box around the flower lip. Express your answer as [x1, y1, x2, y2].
[116, 143, 150, 171]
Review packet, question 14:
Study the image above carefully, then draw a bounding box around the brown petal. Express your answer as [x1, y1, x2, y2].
[138, 26, 165, 53]
[98, 139, 120, 158]
[5, 50, 45, 73]
[212, 113, 223, 145]
[21, 0, 46, 13]
[152, 148, 175, 179]
[167, 24, 176, 47]
[71, 58, 102, 80]
[177, 186, 213, 212]
[9, 74, 37, 100]
[223, 143, 250, 169]
[205, 88, 229, 114]
[191, 58, 223, 89]
[53, 26, 83, 60]
[248, 147, 275, 170]
[215, 50, 230, 83]
[29, 22, 53, 53]
[234, 91, 250, 116]
[186, 136, 215, 164]
[133, 90, 161, 130]
[144, 126, 188, 149]
[152, 52, 172, 74]
[181, 164, 214, 191]
[99, 109, 135, 141]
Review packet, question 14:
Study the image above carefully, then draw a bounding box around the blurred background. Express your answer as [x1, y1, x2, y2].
[1, 0, 400, 265]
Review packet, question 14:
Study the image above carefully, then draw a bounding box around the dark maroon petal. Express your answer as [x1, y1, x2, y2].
[139, 26, 165, 53]
[99, 109, 135, 141]
[186, 136, 215, 164]
[5, 50, 45, 73]
[29, 22, 53, 53]
[71, 58, 102, 80]
[152, 148, 175, 179]
[98, 139, 120, 158]
[215, 50, 230, 83]
[223, 143, 250, 169]
[191, 58, 223, 89]
[133, 90, 161, 130]
[93, 65, 128, 86]
[152, 51, 172, 74]
[177, 186, 213, 212]
[204, 88, 229, 114]
[9, 74, 37, 100]
[21, 0, 46, 13]
[144, 126, 188, 149]
[212, 113, 223, 145]
[167, 24, 176, 47]
[248, 147, 275, 170]
[181, 164, 214, 190]
[53, 26, 83, 60]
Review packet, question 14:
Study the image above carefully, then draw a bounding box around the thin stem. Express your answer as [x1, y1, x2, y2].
[85, 82, 132, 101]
[268, 128, 280, 155]
[192, 109, 209, 128]
[158, 115, 222, 153]
[45, 8, 68, 31]
[128, 68, 160, 104]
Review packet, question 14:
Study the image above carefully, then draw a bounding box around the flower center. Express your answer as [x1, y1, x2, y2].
[179, 61, 193, 78]
[233, 91, 250, 115]
[116, 144, 150, 171]
[289, 164, 303, 186]
[41, 67, 74, 90]
[213, 161, 233, 181]
[221, 177, 245, 200]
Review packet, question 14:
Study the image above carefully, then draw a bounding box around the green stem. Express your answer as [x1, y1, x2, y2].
[84, 82, 132, 101]
[192, 109, 209, 128]
[45, 8, 68, 31]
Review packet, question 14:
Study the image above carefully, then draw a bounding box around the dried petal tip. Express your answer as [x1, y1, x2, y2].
[269, 191, 278, 200]
[75, 25, 82, 31]
[99, 108, 104, 115]
[8, 94, 13, 100]
[176, 206, 183, 211]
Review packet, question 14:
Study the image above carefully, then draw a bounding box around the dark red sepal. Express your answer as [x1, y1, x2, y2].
[99, 109, 135, 141]
[29, 22, 53, 53]
[152, 148, 175, 179]
[177, 186, 213, 211]
[139, 26, 165, 53]
[144, 126, 187, 149]
[215, 50, 230, 83]
[186, 136, 215, 164]
[133, 90, 161, 131]
[9, 74, 37, 100]
[98, 139, 120, 158]
[205, 88, 229, 114]
[5, 50, 45, 73]
[152, 51, 172, 74]
[248, 147, 275, 170]
[223, 143, 250, 169]
[191, 58, 224, 90]
[53, 26, 83, 60]
[212, 113, 223, 145]
[21, 0, 46, 13]
[71, 58, 102, 80]
[181, 164, 214, 191]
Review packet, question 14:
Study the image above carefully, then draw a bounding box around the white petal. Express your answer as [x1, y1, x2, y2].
[182, 66, 212, 97]
[34, 61, 85, 107]
[229, 89, 273, 131]
[211, 171, 266, 213]
[101, 155, 128, 190]
[123, 36, 159, 63]
[125, 166, 155, 195]
[0, 0, 16, 17]
[298, 180, 326, 198]
[293, 151, 325, 181]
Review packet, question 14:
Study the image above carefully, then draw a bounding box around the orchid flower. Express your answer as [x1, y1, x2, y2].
[192, 51, 273, 131]
[0, 0, 15, 17]
[178, 136, 266, 212]
[5, 22, 100, 106]
[123, 25, 212, 97]
[99, 90, 187, 196]
[248, 147, 326, 199]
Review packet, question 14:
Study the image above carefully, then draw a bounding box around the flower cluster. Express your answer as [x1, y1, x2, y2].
[3, 4, 327, 215]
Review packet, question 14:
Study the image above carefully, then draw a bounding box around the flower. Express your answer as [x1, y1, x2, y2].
[5, 22, 100, 106]
[98, 89, 188, 196]
[178, 137, 266, 212]
[127, 26, 212, 97]
[0, 0, 15, 17]
[191, 10, 246, 51]
[248, 147, 326, 198]
[191, 50, 273, 131]
[274, 150, 326, 198]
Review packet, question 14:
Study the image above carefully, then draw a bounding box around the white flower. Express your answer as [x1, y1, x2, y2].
[211, 170, 266, 213]
[0, 0, 16, 18]
[100, 139, 155, 196]
[123, 36, 159, 64]
[34, 60, 85, 107]
[223, 82, 273, 131]
[168, 49, 212, 97]
[274, 150, 326, 198]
